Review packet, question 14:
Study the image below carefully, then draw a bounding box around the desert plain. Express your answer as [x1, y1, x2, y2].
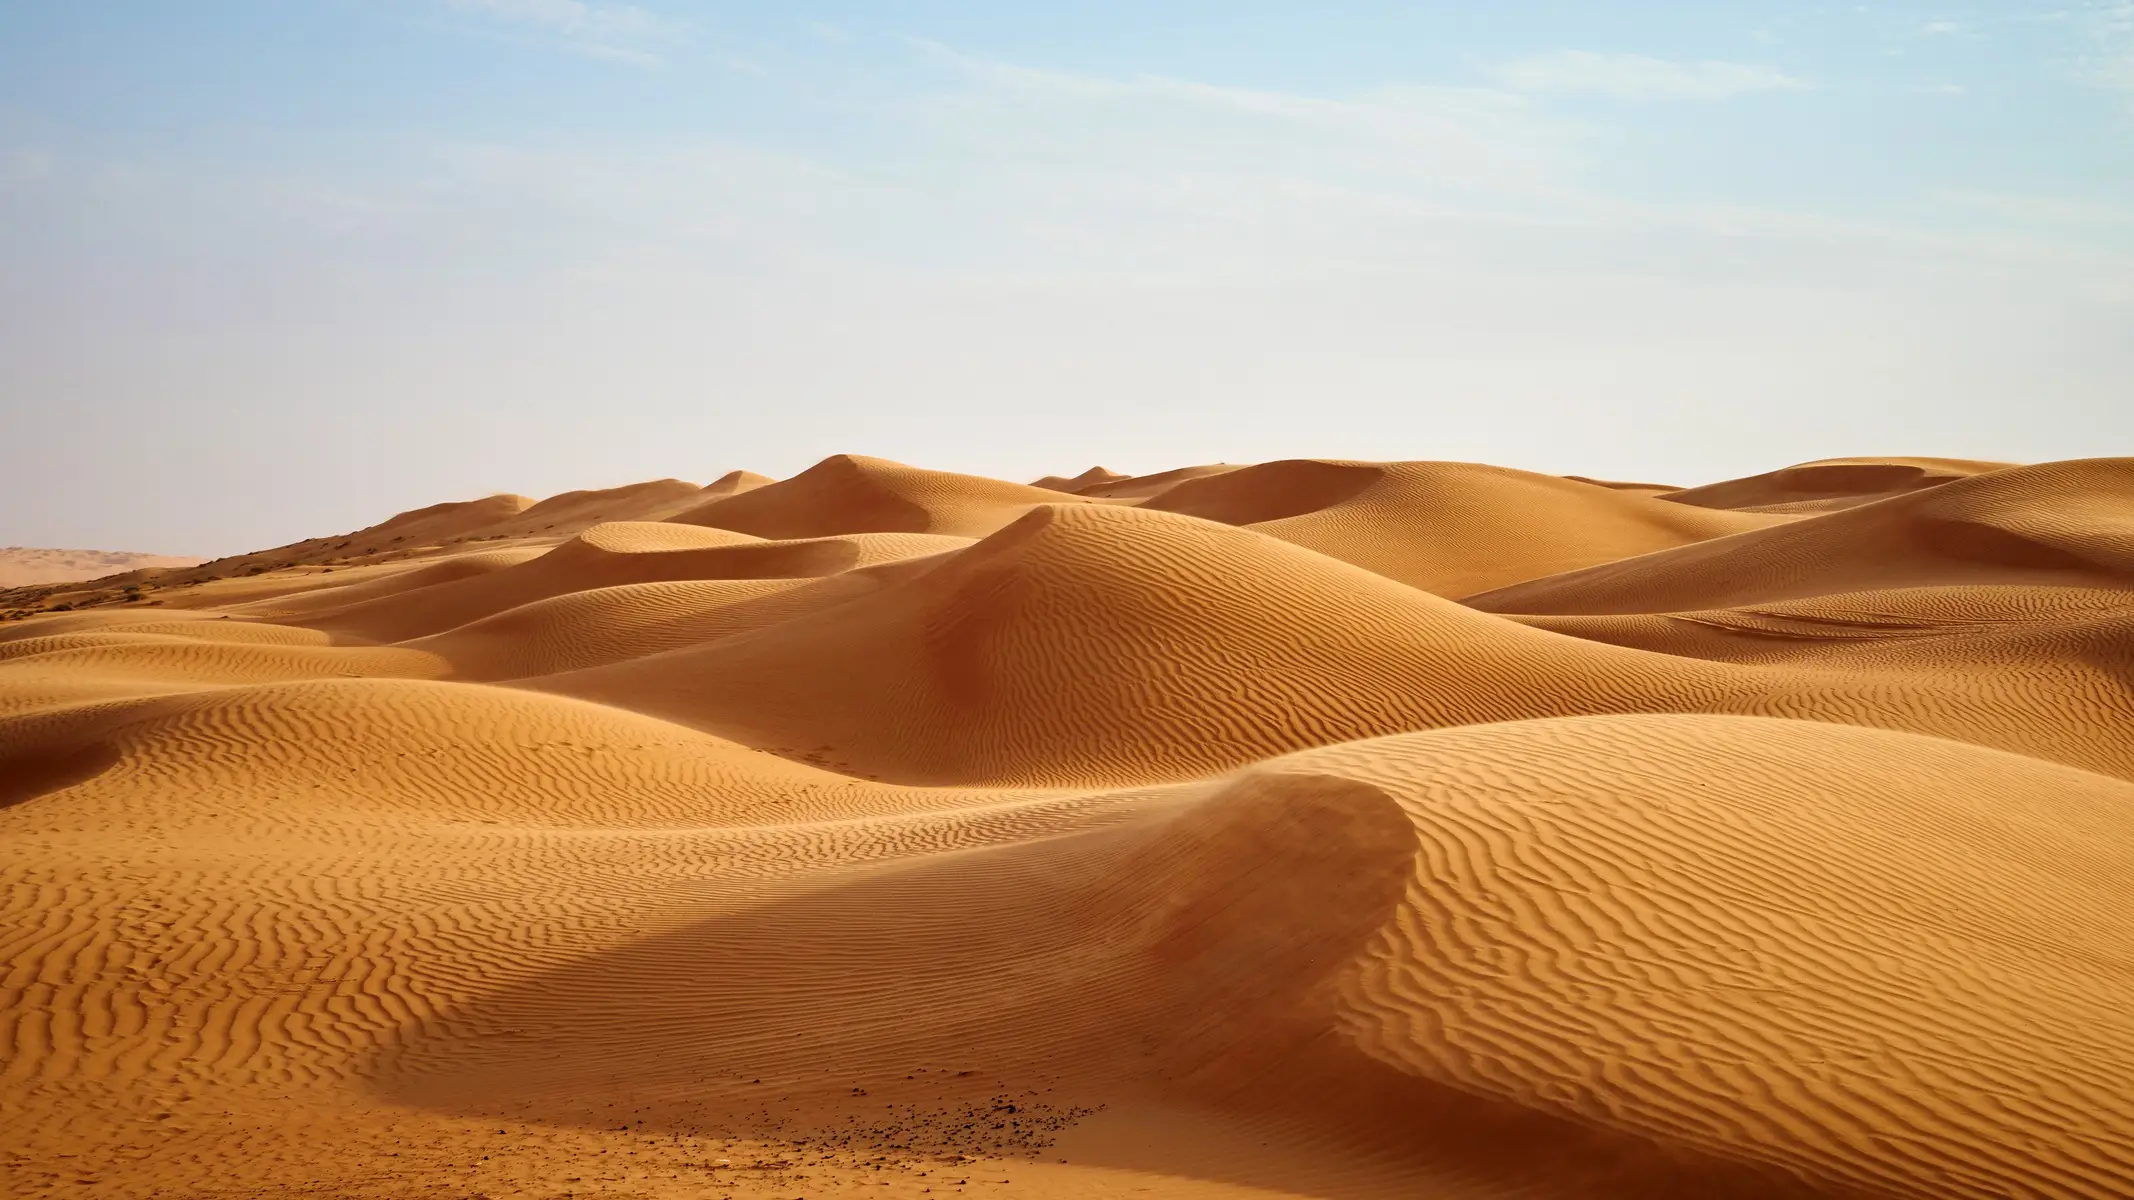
[3, 452, 2133, 1199]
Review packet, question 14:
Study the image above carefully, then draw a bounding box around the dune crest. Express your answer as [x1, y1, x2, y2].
[1030, 465, 1128, 492]
[669, 454, 1088, 539]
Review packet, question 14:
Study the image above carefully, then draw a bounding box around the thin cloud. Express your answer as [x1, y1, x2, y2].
[2072, 1, 2134, 96]
[1495, 51, 1811, 100]
[1938, 188, 2134, 228]
[437, 0, 672, 63]
[905, 37, 1572, 191]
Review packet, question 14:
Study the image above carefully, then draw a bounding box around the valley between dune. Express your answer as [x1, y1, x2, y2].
[5, 453, 2134, 1199]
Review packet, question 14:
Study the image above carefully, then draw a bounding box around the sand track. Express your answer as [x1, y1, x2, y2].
[4, 454, 2132, 1199]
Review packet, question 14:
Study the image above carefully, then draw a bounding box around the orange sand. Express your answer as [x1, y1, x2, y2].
[4, 454, 2133, 1199]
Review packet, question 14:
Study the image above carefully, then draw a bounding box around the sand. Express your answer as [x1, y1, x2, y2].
[3, 453, 2131, 1199]
[0, 547, 205, 588]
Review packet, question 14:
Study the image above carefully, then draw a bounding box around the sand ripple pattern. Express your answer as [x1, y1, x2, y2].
[4, 452, 2132, 1199]
[1280, 716, 2134, 1197]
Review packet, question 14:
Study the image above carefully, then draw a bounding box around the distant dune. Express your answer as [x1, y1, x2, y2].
[0, 545, 204, 587]
[5, 452, 2133, 1199]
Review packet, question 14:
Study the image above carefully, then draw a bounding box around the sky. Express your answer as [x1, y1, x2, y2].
[2, 1, 2130, 555]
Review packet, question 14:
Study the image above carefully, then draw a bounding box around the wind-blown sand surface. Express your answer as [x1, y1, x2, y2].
[4, 454, 2133, 1199]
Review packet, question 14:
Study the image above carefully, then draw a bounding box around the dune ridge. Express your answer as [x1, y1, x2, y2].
[4, 451, 2131, 1199]
[669, 454, 1090, 538]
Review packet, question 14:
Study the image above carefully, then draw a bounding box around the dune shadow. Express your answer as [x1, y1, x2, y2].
[0, 740, 121, 810]
[363, 771, 1829, 1197]
[1912, 517, 2101, 573]
[363, 775, 1425, 1193]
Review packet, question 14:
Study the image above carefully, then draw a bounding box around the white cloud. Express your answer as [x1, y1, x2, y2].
[809, 20, 851, 44]
[444, 0, 658, 36]
[1918, 20, 1968, 37]
[1936, 188, 2134, 228]
[1495, 51, 1811, 100]
[2071, 1, 2134, 97]
[437, 0, 671, 63]
[885, 40, 2134, 281]
[2083, 49, 2134, 93]
[906, 38, 1576, 197]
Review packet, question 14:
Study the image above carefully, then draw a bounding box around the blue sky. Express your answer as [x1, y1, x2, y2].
[3, 1, 2130, 553]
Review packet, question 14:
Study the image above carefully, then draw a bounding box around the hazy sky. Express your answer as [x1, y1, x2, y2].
[3, 1, 2130, 555]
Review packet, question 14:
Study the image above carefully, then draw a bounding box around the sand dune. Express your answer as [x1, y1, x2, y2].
[1663, 455, 2015, 514]
[1031, 465, 1129, 492]
[4, 452, 2132, 1199]
[1510, 583, 2134, 664]
[0, 547, 204, 588]
[1140, 459, 1788, 595]
[456, 477, 708, 540]
[1287, 716, 2134, 1198]
[351, 491, 540, 546]
[283, 523, 968, 644]
[669, 454, 1087, 538]
[58, 475, 766, 610]
[1561, 473, 1680, 494]
[534, 500, 1767, 784]
[1469, 457, 2134, 614]
[1069, 462, 1241, 498]
[531, 501, 2134, 784]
